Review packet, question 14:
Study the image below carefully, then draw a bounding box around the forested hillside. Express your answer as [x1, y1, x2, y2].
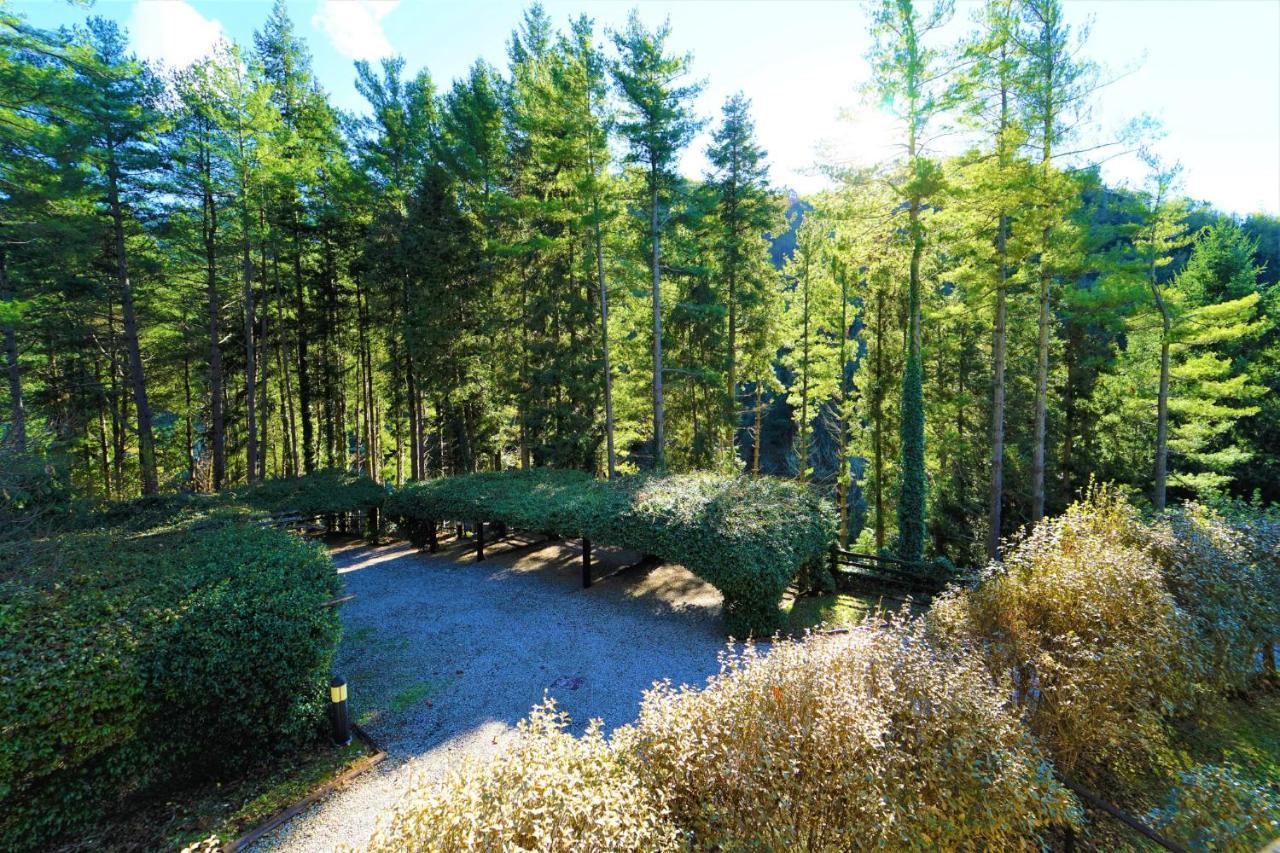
[2, 0, 1276, 565]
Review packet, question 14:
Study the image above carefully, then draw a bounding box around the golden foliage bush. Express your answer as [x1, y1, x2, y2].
[928, 485, 1197, 786]
[616, 619, 1076, 851]
[1143, 503, 1279, 700]
[364, 703, 678, 852]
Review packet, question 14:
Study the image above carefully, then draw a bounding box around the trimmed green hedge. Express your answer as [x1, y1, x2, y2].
[0, 520, 341, 851]
[385, 470, 835, 636]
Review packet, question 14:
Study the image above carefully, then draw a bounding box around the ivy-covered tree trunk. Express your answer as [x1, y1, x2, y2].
[874, 289, 886, 553]
[897, 197, 926, 566]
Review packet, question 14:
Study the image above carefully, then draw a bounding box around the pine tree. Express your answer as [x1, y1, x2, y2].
[706, 93, 779, 456]
[867, 0, 956, 565]
[1019, 0, 1093, 520]
[611, 11, 703, 469]
[79, 18, 165, 495]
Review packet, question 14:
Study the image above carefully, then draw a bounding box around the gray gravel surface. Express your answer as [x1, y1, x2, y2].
[253, 534, 729, 852]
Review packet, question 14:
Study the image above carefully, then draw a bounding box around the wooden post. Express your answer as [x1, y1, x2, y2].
[428, 520, 438, 553]
[366, 506, 380, 545]
[476, 521, 485, 562]
[582, 538, 592, 588]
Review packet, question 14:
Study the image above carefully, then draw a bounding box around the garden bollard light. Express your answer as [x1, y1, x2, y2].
[329, 677, 351, 746]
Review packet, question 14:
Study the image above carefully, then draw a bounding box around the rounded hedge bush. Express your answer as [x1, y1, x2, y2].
[0, 521, 341, 850]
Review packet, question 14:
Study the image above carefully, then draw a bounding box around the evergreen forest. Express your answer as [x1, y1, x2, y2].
[2, 0, 1277, 566]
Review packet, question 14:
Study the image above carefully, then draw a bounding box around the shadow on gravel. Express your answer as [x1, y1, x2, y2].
[255, 534, 731, 851]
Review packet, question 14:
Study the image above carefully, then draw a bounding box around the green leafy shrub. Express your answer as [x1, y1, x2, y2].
[1145, 764, 1280, 851]
[385, 470, 834, 636]
[0, 521, 341, 850]
[615, 619, 1076, 850]
[366, 702, 678, 852]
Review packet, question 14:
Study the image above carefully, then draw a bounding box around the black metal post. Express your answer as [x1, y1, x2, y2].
[428, 520, 438, 553]
[366, 506, 380, 545]
[476, 521, 485, 562]
[582, 538, 592, 588]
[329, 677, 351, 746]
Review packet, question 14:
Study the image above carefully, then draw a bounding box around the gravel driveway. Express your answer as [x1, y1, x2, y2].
[254, 533, 729, 851]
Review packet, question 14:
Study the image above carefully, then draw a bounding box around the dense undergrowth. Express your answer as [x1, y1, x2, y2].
[386, 469, 835, 636]
[369, 486, 1280, 851]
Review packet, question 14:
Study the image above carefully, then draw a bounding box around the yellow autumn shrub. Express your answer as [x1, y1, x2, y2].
[928, 484, 1197, 788]
[1142, 503, 1279, 701]
[365, 703, 678, 853]
[615, 618, 1076, 851]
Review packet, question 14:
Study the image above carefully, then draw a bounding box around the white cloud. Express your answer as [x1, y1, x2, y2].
[312, 0, 399, 61]
[128, 0, 225, 69]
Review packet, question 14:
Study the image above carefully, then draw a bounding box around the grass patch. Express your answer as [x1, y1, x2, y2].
[57, 739, 374, 851]
[782, 592, 887, 634]
[1174, 688, 1280, 788]
[387, 676, 455, 713]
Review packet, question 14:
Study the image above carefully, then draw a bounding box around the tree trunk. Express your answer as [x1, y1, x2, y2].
[182, 343, 194, 482]
[201, 148, 225, 490]
[798, 252, 811, 481]
[837, 260, 851, 548]
[726, 260, 737, 448]
[1031, 236, 1050, 521]
[1152, 276, 1172, 510]
[0, 250, 26, 451]
[988, 212, 1009, 559]
[595, 210, 615, 478]
[258, 224, 271, 481]
[293, 215, 314, 474]
[650, 176, 665, 469]
[407, 355, 420, 480]
[93, 353, 111, 497]
[1032, 43, 1056, 523]
[108, 146, 158, 495]
[242, 203, 257, 483]
[752, 382, 763, 474]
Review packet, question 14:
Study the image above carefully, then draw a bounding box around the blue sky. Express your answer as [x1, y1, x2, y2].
[16, 0, 1280, 215]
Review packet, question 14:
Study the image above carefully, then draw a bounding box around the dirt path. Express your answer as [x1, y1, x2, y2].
[254, 534, 728, 851]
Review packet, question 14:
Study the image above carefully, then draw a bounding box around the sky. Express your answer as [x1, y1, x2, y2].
[15, 0, 1280, 215]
